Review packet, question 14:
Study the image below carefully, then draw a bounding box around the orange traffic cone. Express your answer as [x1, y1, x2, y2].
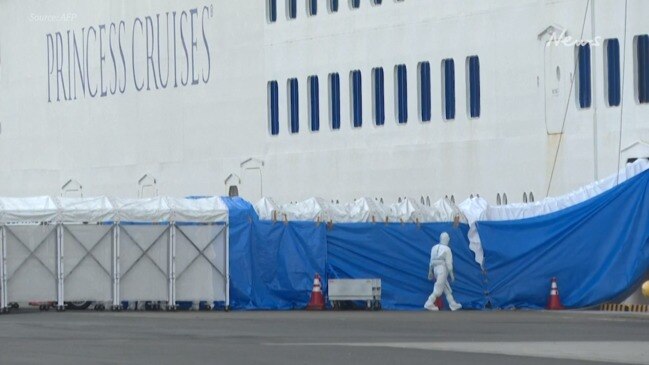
[307, 273, 325, 310]
[547, 277, 564, 310]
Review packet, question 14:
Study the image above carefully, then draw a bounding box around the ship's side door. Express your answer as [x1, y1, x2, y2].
[544, 41, 574, 134]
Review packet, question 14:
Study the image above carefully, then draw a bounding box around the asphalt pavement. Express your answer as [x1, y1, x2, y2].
[0, 309, 648, 364]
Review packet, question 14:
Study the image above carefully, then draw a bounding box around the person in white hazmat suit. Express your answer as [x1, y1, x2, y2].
[424, 232, 463, 311]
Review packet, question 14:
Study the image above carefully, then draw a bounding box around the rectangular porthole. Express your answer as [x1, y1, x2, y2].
[372, 67, 385, 126]
[350, 70, 362, 128]
[442, 59, 455, 121]
[467, 56, 481, 118]
[268, 81, 279, 135]
[636, 35, 649, 104]
[329, 0, 339, 13]
[350, 0, 360, 9]
[308, 0, 318, 16]
[418, 62, 431, 122]
[577, 44, 592, 109]
[267, 0, 277, 23]
[395, 64, 408, 124]
[288, 78, 299, 134]
[308, 75, 320, 132]
[605, 39, 621, 107]
[329, 73, 341, 130]
[287, 0, 297, 19]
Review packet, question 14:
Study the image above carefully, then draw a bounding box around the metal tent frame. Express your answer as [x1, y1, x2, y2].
[0, 196, 230, 313]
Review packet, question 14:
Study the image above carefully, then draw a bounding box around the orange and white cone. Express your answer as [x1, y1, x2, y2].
[547, 277, 564, 310]
[307, 273, 325, 310]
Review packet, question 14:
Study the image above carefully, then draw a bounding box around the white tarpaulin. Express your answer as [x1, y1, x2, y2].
[255, 197, 465, 223]
[114, 197, 171, 223]
[0, 196, 58, 223]
[168, 197, 229, 223]
[478, 159, 649, 221]
[56, 196, 115, 223]
[457, 196, 489, 267]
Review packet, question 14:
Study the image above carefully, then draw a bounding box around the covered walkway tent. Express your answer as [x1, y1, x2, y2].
[240, 160, 649, 310]
[0, 197, 229, 311]
[1, 161, 648, 312]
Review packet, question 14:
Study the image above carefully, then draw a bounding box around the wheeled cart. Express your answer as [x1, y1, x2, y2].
[328, 278, 381, 310]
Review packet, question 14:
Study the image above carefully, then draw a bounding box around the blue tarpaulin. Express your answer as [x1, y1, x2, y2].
[477, 170, 649, 309]
[327, 223, 486, 310]
[224, 198, 485, 310]
[224, 198, 327, 310]
[223, 169, 649, 310]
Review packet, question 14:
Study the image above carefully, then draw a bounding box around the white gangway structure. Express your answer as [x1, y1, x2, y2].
[0, 196, 229, 311]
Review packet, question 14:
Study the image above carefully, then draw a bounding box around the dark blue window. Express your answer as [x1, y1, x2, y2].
[268, 0, 277, 22]
[442, 59, 455, 120]
[637, 35, 649, 104]
[308, 76, 320, 132]
[372, 0, 383, 4]
[372, 68, 385, 126]
[329, 0, 339, 12]
[351, 70, 362, 127]
[606, 39, 621, 107]
[308, 0, 317, 16]
[329, 73, 341, 130]
[288, 78, 299, 133]
[350, 0, 360, 9]
[419, 62, 431, 122]
[396, 64, 408, 124]
[467, 56, 481, 118]
[577, 44, 592, 109]
[288, 0, 297, 19]
[268, 81, 279, 135]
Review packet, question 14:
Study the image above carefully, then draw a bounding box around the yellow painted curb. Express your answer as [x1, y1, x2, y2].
[600, 303, 649, 312]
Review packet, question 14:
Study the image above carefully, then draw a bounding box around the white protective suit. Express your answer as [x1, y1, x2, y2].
[424, 232, 463, 311]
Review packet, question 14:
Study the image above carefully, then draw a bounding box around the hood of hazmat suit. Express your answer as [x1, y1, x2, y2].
[440, 232, 450, 246]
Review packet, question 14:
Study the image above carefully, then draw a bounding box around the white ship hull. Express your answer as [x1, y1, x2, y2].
[0, 0, 648, 204]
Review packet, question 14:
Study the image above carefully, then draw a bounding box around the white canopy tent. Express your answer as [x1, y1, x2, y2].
[57, 197, 116, 306]
[0, 196, 229, 311]
[167, 197, 229, 305]
[0, 197, 59, 308]
[113, 197, 172, 305]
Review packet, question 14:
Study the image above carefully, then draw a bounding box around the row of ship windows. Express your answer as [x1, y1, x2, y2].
[577, 35, 649, 108]
[267, 56, 480, 135]
[267, 0, 404, 22]
[265, 34, 649, 135]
